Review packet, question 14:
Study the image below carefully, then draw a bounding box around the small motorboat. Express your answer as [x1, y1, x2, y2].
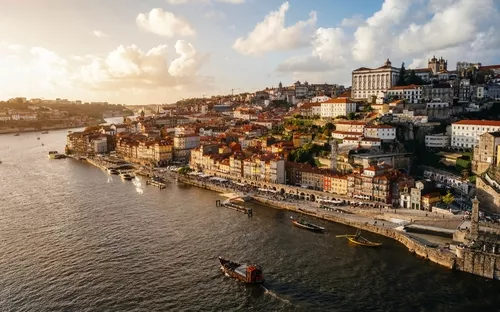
[37, 137, 40, 140]
[120, 173, 135, 181]
[337, 230, 382, 247]
[14, 133, 20, 136]
[219, 256, 264, 284]
[108, 169, 119, 175]
[290, 217, 325, 232]
[41, 131, 49, 134]
[41, 143, 44, 146]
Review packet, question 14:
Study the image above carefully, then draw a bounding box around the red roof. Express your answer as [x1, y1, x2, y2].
[333, 131, 363, 136]
[321, 98, 353, 104]
[452, 120, 500, 127]
[479, 65, 500, 71]
[412, 68, 432, 73]
[387, 84, 422, 91]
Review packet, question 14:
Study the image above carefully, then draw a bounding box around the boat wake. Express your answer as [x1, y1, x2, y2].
[107, 176, 113, 184]
[262, 286, 292, 305]
[132, 177, 144, 194]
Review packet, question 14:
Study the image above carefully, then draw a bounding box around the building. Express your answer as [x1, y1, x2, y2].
[323, 174, 348, 195]
[351, 59, 400, 100]
[66, 131, 108, 155]
[173, 135, 200, 161]
[320, 98, 357, 119]
[422, 83, 453, 103]
[451, 120, 500, 149]
[428, 56, 448, 75]
[412, 68, 432, 82]
[472, 132, 500, 174]
[386, 84, 423, 103]
[363, 125, 396, 141]
[425, 134, 450, 148]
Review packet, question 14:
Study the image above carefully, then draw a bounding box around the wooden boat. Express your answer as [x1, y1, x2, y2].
[14, 133, 20, 136]
[291, 217, 325, 232]
[219, 256, 264, 284]
[337, 230, 382, 247]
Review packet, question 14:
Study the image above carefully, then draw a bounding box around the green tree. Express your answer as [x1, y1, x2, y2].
[178, 166, 193, 175]
[347, 112, 356, 120]
[396, 62, 407, 86]
[406, 70, 425, 85]
[442, 191, 455, 207]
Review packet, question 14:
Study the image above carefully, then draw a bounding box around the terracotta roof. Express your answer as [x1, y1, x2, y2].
[343, 137, 359, 141]
[387, 84, 422, 91]
[333, 131, 363, 136]
[452, 120, 500, 127]
[479, 65, 500, 71]
[412, 68, 432, 73]
[337, 90, 351, 98]
[335, 121, 366, 125]
[321, 98, 353, 104]
[361, 137, 382, 142]
[365, 124, 394, 129]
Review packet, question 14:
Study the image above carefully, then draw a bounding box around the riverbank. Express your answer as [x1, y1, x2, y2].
[177, 176, 458, 268]
[72, 157, 499, 280]
[0, 120, 106, 135]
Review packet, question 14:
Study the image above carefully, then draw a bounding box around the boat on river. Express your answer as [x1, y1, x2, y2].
[41, 131, 49, 134]
[337, 230, 382, 247]
[120, 173, 135, 181]
[219, 256, 264, 284]
[48, 151, 66, 159]
[14, 133, 20, 136]
[290, 217, 325, 232]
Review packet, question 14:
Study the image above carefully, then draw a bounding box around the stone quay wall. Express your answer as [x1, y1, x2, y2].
[179, 176, 500, 280]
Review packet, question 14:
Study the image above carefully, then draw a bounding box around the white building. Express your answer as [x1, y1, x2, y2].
[363, 125, 396, 141]
[351, 59, 400, 100]
[335, 121, 366, 133]
[386, 84, 423, 104]
[451, 120, 500, 149]
[320, 98, 356, 119]
[311, 95, 331, 103]
[425, 134, 450, 148]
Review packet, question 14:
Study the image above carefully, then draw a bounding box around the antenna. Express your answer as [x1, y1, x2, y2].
[230, 88, 240, 96]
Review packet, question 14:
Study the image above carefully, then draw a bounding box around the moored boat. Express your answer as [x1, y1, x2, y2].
[48, 151, 66, 159]
[337, 230, 382, 247]
[219, 256, 264, 284]
[120, 173, 134, 180]
[14, 133, 20, 136]
[41, 131, 49, 134]
[107, 168, 119, 175]
[290, 217, 325, 232]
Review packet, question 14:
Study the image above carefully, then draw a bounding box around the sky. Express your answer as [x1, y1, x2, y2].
[1, 0, 500, 105]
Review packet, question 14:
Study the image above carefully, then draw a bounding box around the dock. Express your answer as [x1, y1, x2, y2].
[216, 200, 252, 217]
[146, 179, 167, 189]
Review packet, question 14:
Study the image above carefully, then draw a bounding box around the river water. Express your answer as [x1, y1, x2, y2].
[1, 124, 500, 312]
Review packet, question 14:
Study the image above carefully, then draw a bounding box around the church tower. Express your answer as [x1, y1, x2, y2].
[470, 197, 480, 239]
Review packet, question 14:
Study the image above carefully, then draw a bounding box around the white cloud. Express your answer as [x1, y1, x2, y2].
[232, 1, 317, 56]
[277, 0, 500, 86]
[339, 14, 364, 27]
[136, 8, 195, 37]
[205, 10, 226, 19]
[166, 0, 243, 4]
[216, 0, 244, 3]
[93, 30, 108, 38]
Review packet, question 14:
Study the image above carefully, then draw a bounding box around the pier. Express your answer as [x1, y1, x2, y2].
[146, 179, 167, 189]
[216, 200, 252, 217]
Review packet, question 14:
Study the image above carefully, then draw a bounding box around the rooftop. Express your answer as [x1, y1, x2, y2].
[453, 120, 500, 127]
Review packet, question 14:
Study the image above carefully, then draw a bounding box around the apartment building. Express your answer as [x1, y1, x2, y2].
[451, 120, 500, 149]
[386, 84, 423, 103]
[320, 98, 357, 119]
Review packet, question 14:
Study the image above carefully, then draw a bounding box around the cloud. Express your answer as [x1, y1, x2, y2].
[136, 8, 195, 37]
[277, 0, 500, 86]
[339, 14, 364, 27]
[232, 1, 317, 56]
[205, 10, 226, 19]
[93, 30, 108, 38]
[166, 0, 243, 4]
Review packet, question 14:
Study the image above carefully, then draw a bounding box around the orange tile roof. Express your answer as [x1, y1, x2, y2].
[387, 84, 422, 91]
[452, 120, 500, 127]
[321, 98, 353, 104]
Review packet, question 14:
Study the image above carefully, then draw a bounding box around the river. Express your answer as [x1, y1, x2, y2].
[1, 124, 500, 312]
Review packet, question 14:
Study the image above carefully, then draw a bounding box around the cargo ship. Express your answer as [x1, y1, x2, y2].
[290, 217, 325, 232]
[219, 256, 264, 284]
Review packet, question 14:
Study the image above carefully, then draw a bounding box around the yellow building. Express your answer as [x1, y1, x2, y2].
[421, 192, 441, 210]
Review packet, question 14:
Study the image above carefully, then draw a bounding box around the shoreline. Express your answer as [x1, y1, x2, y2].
[71, 156, 500, 281]
[0, 120, 107, 135]
[177, 176, 458, 270]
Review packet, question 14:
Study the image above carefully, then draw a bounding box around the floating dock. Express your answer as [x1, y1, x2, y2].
[216, 200, 252, 217]
[146, 179, 167, 189]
